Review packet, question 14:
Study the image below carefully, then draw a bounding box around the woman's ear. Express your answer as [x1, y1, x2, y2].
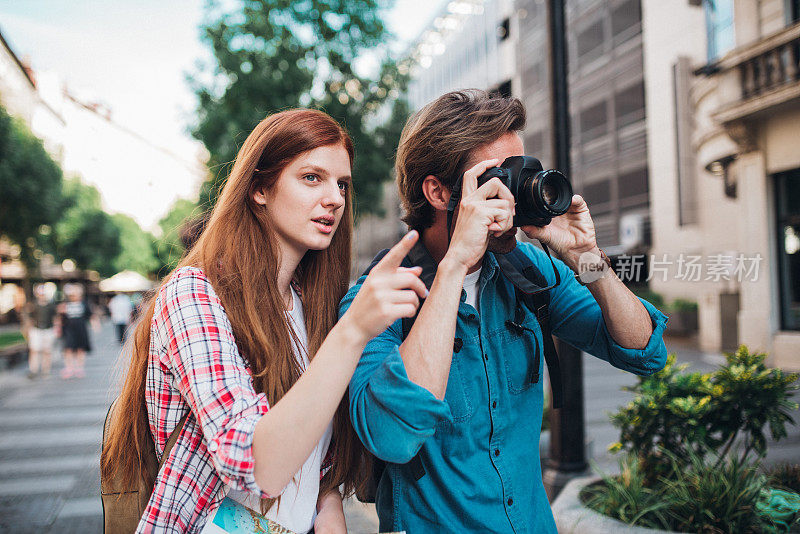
[252, 184, 268, 206]
[421, 175, 451, 211]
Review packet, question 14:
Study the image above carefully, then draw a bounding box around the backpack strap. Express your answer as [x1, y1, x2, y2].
[159, 411, 190, 470]
[500, 247, 564, 410]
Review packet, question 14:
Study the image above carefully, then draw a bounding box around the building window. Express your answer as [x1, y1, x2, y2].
[579, 101, 608, 142]
[498, 18, 510, 41]
[704, 0, 735, 61]
[577, 20, 605, 61]
[789, 0, 800, 23]
[492, 80, 512, 98]
[614, 82, 646, 127]
[776, 169, 800, 331]
[583, 179, 612, 211]
[618, 167, 649, 199]
[611, 0, 642, 40]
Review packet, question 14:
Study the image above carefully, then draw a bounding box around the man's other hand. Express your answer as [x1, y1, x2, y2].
[521, 194, 598, 273]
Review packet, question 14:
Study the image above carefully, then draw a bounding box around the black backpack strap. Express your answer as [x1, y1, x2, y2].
[523, 286, 563, 410]
[502, 247, 564, 410]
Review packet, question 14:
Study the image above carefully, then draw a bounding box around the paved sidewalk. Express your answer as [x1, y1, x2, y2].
[0, 321, 120, 533]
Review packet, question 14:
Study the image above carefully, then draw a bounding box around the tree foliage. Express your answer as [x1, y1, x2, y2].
[54, 178, 122, 278]
[0, 105, 64, 269]
[111, 214, 159, 276]
[153, 198, 200, 276]
[191, 0, 409, 214]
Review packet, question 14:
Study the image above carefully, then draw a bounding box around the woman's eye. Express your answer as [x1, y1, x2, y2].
[303, 174, 320, 183]
[338, 181, 349, 192]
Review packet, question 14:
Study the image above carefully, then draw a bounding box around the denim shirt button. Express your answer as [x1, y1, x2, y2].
[492, 400, 497, 409]
[507, 497, 514, 506]
[494, 448, 500, 456]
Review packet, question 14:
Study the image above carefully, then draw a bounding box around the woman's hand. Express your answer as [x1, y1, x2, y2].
[341, 230, 428, 344]
[314, 490, 347, 534]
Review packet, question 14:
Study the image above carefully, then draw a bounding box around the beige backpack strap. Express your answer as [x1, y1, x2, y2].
[158, 410, 190, 470]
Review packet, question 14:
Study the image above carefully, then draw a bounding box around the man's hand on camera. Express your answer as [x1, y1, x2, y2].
[521, 194, 599, 274]
[445, 158, 516, 270]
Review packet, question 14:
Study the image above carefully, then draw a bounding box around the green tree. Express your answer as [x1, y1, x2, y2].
[55, 178, 122, 278]
[154, 198, 200, 275]
[191, 0, 409, 214]
[111, 214, 159, 276]
[0, 105, 64, 269]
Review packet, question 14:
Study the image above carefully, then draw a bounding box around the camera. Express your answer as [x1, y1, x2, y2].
[477, 156, 573, 227]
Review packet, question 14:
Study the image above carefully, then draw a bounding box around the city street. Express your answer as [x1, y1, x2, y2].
[0, 323, 796, 532]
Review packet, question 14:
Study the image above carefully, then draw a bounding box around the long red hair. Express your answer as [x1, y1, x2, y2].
[101, 109, 365, 509]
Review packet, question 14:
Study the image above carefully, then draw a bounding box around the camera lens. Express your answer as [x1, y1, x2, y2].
[528, 169, 572, 217]
[541, 180, 559, 206]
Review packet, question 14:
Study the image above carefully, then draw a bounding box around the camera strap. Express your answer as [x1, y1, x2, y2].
[445, 176, 462, 242]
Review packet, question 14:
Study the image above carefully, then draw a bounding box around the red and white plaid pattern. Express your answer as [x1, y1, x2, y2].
[137, 266, 332, 533]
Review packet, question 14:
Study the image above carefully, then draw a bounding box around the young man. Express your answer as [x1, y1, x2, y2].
[24, 285, 58, 378]
[340, 90, 668, 532]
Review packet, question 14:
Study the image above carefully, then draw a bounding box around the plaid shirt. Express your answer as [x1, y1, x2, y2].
[138, 266, 332, 533]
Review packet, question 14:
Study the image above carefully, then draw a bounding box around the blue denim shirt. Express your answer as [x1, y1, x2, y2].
[340, 241, 668, 533]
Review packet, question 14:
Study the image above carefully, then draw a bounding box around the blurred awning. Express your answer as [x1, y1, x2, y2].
[99, 270, 154, 293]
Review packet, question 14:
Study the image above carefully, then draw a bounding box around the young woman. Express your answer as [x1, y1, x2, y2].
[100, 109, 427, 533]
[59, 283, 94, 379]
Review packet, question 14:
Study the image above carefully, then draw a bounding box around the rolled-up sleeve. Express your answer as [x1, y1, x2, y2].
[520, 243, 669, 376]
[340, 278, 450, 464]
[157, 269, 272, 497]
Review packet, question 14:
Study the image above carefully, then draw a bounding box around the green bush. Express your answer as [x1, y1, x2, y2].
[670, 298, 698, 312]
[585, 450, 789, 533]
[582, 455, 671, 530]
[608, 346, 799, 481]
[632, 288, 665, 309]
[0, 331, 25, 350]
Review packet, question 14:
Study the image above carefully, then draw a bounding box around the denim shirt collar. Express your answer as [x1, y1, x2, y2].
[408, 241, 501, 292]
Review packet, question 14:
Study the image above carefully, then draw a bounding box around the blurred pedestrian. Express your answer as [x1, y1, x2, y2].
[58, 283, 94, 379]
[22, 284, 59, 378]
[101, 109, 425, 533]
[108, 292, 133, 344]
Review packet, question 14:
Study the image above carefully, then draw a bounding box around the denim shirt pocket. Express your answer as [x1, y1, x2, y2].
[498, 315, 541, 395]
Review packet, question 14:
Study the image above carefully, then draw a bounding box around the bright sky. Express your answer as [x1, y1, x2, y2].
[0, 0, 445, 228]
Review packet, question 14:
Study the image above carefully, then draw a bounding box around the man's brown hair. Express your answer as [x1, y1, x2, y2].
[396, 89, 526, 231]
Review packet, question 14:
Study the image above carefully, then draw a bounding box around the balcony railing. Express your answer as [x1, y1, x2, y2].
[739, 33, 800, 98]
[707, 22, 800, 124]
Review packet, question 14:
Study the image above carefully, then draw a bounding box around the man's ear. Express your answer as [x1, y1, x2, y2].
[421, 175, 450, 211]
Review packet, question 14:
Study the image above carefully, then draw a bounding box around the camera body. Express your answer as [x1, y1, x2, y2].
[476, 156, 573, 227]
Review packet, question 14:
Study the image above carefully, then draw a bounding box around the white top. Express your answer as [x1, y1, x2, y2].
[108, 294, 133, 324]
[463, 268, 482, 313]
[224, 286, 333, 533]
